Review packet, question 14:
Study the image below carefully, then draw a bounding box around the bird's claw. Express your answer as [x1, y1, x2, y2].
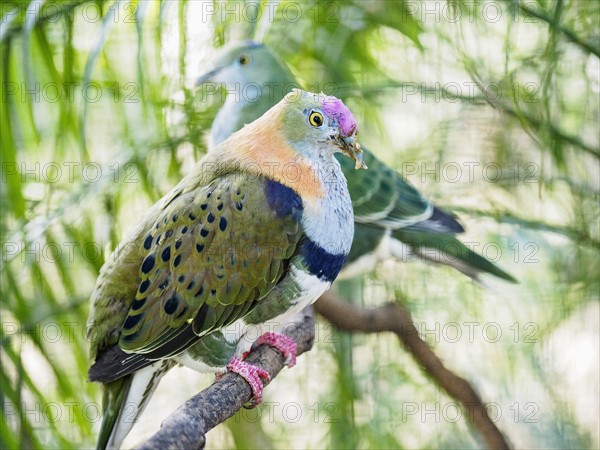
[224, 333, 296, 406]
[253, 332, 297, 367]
[227, 357, 270, 406]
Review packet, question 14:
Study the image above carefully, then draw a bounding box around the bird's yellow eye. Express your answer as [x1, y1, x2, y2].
[309, 111, 324, 127]
[238, 54, 251, 65]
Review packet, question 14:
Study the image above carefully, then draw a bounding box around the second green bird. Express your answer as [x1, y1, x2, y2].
[196, 41, 516, 283]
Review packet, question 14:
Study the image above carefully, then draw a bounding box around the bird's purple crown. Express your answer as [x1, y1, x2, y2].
[322, 96, 358, 137]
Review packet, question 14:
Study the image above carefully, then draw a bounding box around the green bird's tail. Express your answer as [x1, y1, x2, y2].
[96, 377, 132, 450]
[391, 228, 517, 283]
[95, 361, 173, 450]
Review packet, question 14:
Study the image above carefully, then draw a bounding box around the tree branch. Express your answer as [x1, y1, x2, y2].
[136, 307, 315, 450]
[314, 292, 511, 450]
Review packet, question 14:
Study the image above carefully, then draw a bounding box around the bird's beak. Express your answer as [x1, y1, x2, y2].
[195, 67, 223, 86]
[338, 134, 367, 170]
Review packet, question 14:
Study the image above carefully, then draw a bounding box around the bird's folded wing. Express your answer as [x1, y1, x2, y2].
[117, 173, 303, 356]
[336, 149, 432, 227]
[337, 148, 463, 233]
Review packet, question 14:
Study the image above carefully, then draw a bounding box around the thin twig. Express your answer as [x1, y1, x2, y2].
[443, 206, 600, 250]
[1, 1, 91, 44]
[314, 292, 511, 450]
[513, 1, 600, 57]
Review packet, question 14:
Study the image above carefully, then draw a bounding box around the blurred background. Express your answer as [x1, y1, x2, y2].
[1, 0, 598, 448]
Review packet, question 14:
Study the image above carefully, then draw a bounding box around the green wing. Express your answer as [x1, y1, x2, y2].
[117, 174, 303, 355]
[336, 147, 432, 228]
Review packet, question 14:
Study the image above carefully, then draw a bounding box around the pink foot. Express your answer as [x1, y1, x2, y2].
[254, 332, 297, 367]
[227, 357, 270, 405]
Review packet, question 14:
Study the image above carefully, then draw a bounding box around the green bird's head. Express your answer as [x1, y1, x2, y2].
[196, 40, 294, 94]
[197, 44, 366, 170]
[278, 89, 366, 170]
[196, 41, 298, 147]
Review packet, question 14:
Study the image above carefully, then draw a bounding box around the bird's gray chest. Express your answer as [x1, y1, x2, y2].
[305, 166, 354, 256]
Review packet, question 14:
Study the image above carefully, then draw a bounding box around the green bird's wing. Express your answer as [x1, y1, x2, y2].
[337, 147, 439, 229]
[88, 173, 303, 381]
[119, 173, 302, 353]
[336, 146, 464, 234]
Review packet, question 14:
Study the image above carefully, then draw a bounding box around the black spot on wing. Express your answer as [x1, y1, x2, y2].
[164, 295, 179, 314]
[123, 314, 142, 330]
[219, 217, 228, 231]
[141, 254, 155, 274]
[132, 298, 146, 311]
[139, 279, 150, 294]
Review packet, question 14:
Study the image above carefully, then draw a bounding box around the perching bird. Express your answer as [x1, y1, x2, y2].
[196, 41, 516, 283]
[86, 89, 365, 449]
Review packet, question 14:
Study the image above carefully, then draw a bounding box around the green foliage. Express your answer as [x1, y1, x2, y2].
[1, 1, 598, 448]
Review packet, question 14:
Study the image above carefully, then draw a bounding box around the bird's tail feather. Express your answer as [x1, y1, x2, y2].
[96, 376, 131, 450]
[96, 360, 173, 450]
[391, 229, 517, 283]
